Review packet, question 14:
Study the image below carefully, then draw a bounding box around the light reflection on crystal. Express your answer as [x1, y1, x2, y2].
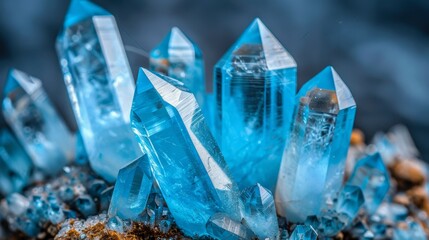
[206, 213, 255, 240]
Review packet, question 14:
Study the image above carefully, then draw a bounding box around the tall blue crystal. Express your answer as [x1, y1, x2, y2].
[131, 68, 241, 236]
[212, 18, 297, 191]
[108, 155, 153, 220]
[56, 0, 142, 181]
[276, 66, 356, 222]
[150, 27, 205, 109]
[2, 69, 73, 175]
[348, 153, 390, 214]
[0, 129, 32, 195]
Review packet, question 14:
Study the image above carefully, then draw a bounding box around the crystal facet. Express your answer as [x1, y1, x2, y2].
[206, 213, 255, 240]
[276, 66, 356, 222]
[2, 69, 73, 175]
[289, 225, 318, 240]
[348, 153, 390, 214]
[240, 183, 278, 239]
[131, 68, 241, 236]
[108, 155, 153, 220]
[56, 0, 142, 181]
[212, 18, 297, 191]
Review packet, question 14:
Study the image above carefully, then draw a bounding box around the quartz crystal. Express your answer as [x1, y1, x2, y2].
[289, 225, 318, 240]
[276, 66, 356, 222]
[335, 185, 364, 225]
[348, 153, 390, 214]
[56, 0, 142, 182]
[108, 155, 153, 220]
[131, 68, 241, 236]
[240, 183, 278, 239]
[2, 69, 73, 175]
[0, 129, 32, 195]
[212, 18, 297, 191]
[206, 213, 255, 240]
[150, 27, 205, 110]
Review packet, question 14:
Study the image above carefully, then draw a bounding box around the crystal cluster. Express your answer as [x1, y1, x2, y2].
[2, 69, 73, 175]
[56, 0, 142, 182]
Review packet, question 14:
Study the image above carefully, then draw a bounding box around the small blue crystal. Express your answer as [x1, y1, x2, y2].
[212, 18, 297, 191]
[108, 156, 153, 220]
[0, 129, 32, 195]
[75, 195, 97, 217]
[393, 220, 426, 240]
[289, 225, 318, 240]
[56, 0, 142, 182]
[335, 185, 364, 225]
[159, 219, 172, 234]
[276, 66, 356, 222]
[131, 68, 241, 236]
[206, 213, 255, 240]
[107, 216, 124, 233]
[2, 69, 73, 175]
[348, 153, 390, 214]
[240, 183, 278, 239]
[47, 203, 65, 224]
[99, 186, 114, 211]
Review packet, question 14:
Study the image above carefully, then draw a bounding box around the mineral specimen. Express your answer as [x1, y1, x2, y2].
[276, 66, 356, 222]
[348, 153, 390, 214]
[56, 0, 142, 182]
[2, 69, 73, 175]
[0, 129, 32, 195]
[206, 213, 255, 240]
[212, 18, 297, 191]
[131, 68, 241, 236]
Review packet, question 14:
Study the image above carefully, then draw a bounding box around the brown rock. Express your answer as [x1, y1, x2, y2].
[390, 159, 425, 190]
[350, 129, 365, 146]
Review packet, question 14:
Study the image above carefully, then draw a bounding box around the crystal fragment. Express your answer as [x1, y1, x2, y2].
[107, 216, 124, 233]
[393, 220, 426, 240]
[56, 0, 142, 182]
[108, 156, 153, 220]
[289, 225, 318, 240]
[0, 129, 32, 195]
[348, 153, 390, 214]
[335, 185, 364, 225]
[75, 195, 97, 217]
[206, 213, 255, 240]
[276, 66, 356, 222]
[212, 18, 297, 191]
[150, 27, 205, 110]
[131, 68, 241, 235]
[240, 183, 278, 239]
[2, 69, 73, 175]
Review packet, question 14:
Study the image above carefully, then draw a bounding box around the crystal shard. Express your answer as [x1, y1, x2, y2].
[131, 68, 241, 236]
[240, 183, 278, 239]
[0, 129, 32, 195]
[348, 153, 390, 214]
[206, 213, 255, 240]
[289, 225, 318, 240]
[56, 0, 142, 181]
[108, 156, 153, 220]
[150, 27, 205, 109]
[212, 18, 297, 191]
[276, 66, 356, 222]
[2, 69, 73, 175]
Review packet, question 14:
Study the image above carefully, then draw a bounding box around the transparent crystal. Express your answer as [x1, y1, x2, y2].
[108, 156, 153, 220]
[348, 153, 390, 214]
[289, 225, 318, 240]
[206, 213, 255, 240]
[56, 0, 142, 181]
[212, 18, 297, 191]
[2, 69, 73, 175]
[0, 129, 32, 195]
[393, 220, 426, 240]
[335, 185, 364, 225]
[131, 68, 241, 235]
[240, 183, 278, 239]
[276, 66, 356, 222]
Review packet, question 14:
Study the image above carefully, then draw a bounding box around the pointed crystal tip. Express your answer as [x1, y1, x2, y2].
[4, 69, 41, 96]
[64, 0, 110, 28]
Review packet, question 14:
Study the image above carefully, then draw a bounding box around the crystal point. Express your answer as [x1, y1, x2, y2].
[206, 213, 255, 240]
[2, 69, 73, 175]
[57, 0, 142, 181]
[276, 66, 356, 222]
[131, 68, 241, 236]
[212, 18, 297, 191]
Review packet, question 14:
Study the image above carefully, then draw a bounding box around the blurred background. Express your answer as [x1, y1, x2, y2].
[0, 0, 428, 160]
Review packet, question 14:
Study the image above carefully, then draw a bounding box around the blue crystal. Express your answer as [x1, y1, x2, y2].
[289, 225, 318, 240]
[150, 27, 205, 110]
[108, 156, 153, 220]
[240, 183, 278, 239]
[75, 131, 89, 165]
[107, 216, 124, 233]
[99, 186, 114, 211]
[212, 18, 297, 191]
[0, 129, 32, 195]
[393, 220, 426, 240]
[75, 195, 97, 217]
[159, 219, 172, 233]
[348, 153, 390, 214]
[206, 213, 255, 240]
[335, 185, 364, 225]
[131, 68, 241, 236]
[276, 66, 356, 222]
[2, 69, 73, 175]
[56, 0, 142, 181]
[46, 203, 65, 224]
